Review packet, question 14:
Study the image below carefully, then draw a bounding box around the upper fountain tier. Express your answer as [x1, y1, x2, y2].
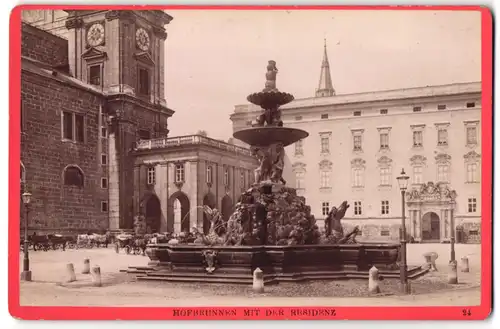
[233, 60, 308, 147]
[246, 60, 294, 109]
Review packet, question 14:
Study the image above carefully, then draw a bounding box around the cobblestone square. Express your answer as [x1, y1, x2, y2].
[20, 243, 482, 307]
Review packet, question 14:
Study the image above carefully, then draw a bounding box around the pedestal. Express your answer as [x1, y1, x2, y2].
[20, 270, 32, 282]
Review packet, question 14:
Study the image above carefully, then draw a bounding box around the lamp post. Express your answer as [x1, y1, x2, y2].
[21, 191, 32, 281]
[397, 169, 410, 294]
[450, 201, 456, 262]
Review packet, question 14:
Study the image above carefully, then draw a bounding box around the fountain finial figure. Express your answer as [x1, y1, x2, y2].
[264, 60, 278, 91]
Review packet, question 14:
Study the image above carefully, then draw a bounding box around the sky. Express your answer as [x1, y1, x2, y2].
[163, 10, 482, 141]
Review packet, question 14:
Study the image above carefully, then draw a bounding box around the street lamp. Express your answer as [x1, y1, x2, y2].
[396, 168, 410, 294]
[21, 191, 32, 281]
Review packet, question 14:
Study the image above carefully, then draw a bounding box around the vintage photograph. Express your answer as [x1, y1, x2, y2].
[16, 7, 486, 315]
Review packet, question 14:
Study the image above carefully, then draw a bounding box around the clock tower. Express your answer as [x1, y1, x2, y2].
[65, 10, 174, 230]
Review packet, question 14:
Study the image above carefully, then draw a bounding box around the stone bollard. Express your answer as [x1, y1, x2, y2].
[447, 260, 458, 284]
[253, 268, 264, 293]
[423, 252, 439, 271]
[368, 266, 381, 294]
[91, 265, 102, 287]
[65, 263, 76, 283]
[82, 258, 90, 274]
[460, 256, 470, 273]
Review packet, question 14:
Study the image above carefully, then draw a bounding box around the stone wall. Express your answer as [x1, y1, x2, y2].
[21, 22, 68, 68]
[21, 68, 108, 232]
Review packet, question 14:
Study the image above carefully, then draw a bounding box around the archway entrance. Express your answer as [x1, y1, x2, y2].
[421, 212, 440, 242]
[144, 195, 161, 233]
[167, 192, 190, 233]
[221, 195, 233, 223]
[203, 193, 216, 234]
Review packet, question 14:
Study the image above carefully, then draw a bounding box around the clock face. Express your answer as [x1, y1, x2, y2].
[136, 28, 150, 51]
[87, 23, 105, 47]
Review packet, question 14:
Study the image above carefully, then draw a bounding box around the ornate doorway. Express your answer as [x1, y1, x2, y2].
[406, 181, 457, 243]
[221, 195, 233, 222]
[421, 212, 440, 241]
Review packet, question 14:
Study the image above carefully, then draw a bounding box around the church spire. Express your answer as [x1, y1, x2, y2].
[315, 39, 336, 97]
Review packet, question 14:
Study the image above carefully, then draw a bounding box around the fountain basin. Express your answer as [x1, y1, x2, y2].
[233, 127, 309, 147]
[131, 243, 428, 284]
[247, 90, 294, 108]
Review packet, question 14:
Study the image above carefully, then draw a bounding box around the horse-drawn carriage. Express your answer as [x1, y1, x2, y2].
[76, 233, 110, 249]
[20, 233, 70, 251]
[115, 233, 151, 255]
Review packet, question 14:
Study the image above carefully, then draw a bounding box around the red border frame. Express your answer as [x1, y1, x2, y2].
[8, 5, 492, 320]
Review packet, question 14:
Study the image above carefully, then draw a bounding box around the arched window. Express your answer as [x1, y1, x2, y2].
[63, 165, 85, 187]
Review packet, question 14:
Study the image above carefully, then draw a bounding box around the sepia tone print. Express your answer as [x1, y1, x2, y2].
[18, 8, 484, 312]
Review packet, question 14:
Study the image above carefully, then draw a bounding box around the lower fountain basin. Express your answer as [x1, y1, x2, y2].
[133, 243, 428, 284]
[233, 127, 309, 147]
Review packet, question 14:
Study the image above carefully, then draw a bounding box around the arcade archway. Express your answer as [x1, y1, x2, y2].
[221, 195, 233, 223]
[144, 194, 161, 234]
[202, 193, 216, 235]
[167, 191, 190, 233]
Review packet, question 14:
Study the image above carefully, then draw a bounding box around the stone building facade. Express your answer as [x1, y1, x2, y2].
[133, 135, 258, 234]
[231, 43, 482, 243]
[20, 9, 175, 233]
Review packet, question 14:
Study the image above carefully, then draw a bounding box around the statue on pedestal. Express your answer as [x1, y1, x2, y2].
[264, 60, 278, 91]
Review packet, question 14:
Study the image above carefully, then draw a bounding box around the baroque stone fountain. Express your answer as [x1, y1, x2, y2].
[129, 61, 428, 284]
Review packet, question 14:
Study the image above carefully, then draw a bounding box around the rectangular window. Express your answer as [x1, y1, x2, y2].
[353, 111, 362, 116]
[321, 113, 329, 119]
[413, 166, 423, 184]
[438, 129, 448, 146]
[295, 172, 305, 189]
[88, 65, 101, 86]
[138, 129, 151, 140]
[101, 201, 108, 212]
[466, 127, 477, 145]
[467, 197, 477, 213]
[438, 104, 447, 110]
[352, 168, 364, 187]
[380, 133, 389, 149]
[354, 201, 362, 215]
[101, 177, 108, 189]
[353, 135, 362, 151]
[380, 109, 388, 114]
[437, 164, 449, 182]
[101, 114, 107, 138]
[466, 102, 476, 108]
[322, 202, 330, 216]
[467, 163, 478, 183]
[21, 102, 25, 133]
[320, 171, 330, 188]
[321, 136, 329, 153]
[206, 166, 213, 184]
[62, 111, 85, 142]
[138, 68, 150, 96]
[175, 164, 185, 183]
[101, 154, 108, 165]
[413, 131, 423, 147]
[381, 200, 390, 215]
[380, 229, 390, 236]
[380, 167, 391, 186]
[295, 139, 303, 156]
[223, 167, 230, 186]
[413, 106, 422, 112]
[147, 166, 156, 185]
[295, 115, 303, 121]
